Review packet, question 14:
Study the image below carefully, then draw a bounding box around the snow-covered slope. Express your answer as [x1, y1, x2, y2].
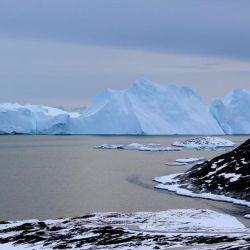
[155, 138, 250, 206]
[0, 209, 248, 250]
[70, 80, 223, 135]
[210, 88, 250, 134]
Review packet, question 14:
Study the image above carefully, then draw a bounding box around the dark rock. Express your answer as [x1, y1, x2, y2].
[178, 138, 250, 200]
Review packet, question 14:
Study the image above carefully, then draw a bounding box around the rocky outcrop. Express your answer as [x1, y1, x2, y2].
[178, 139, 250, 201]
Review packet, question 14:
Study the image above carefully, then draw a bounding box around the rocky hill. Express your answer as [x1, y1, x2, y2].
[178, 139, 250, 201]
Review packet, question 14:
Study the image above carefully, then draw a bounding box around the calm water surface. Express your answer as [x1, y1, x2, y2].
[0, 135, 249, 227]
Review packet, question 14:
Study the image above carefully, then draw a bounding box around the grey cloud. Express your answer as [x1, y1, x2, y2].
[0, 0, 249, 60]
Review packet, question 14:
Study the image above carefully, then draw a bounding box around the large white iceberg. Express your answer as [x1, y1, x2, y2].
[70, 80, 223, 135]
[1, 79, 246, 135]
[210, 88, 250, 134]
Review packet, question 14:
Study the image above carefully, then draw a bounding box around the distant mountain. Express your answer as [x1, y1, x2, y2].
[0, 79, 249, 135]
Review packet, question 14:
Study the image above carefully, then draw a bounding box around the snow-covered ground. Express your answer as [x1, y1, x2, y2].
[172, 136, 235, 150]
[157, 138, 250, 218]
[154, 173, 250, 210]
[1, 209, 249, 249]
[95, 143, 181, 151]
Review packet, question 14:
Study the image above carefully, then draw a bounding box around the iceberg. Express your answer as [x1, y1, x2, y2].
[70, 80, 223, 135]
[0, 103, 79, 134]
[210, 88, 250, 134]
[3, 80, 248, 135]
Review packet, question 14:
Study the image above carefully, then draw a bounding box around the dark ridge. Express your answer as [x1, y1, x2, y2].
[178, 139, 250, 201]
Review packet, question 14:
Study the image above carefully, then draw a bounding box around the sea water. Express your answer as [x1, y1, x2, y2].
[0, 135, 249, 226]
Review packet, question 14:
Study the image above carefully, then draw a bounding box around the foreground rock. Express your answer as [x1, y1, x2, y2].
[178, 138, 250, 201]
[0, 209, 250, 249]
[155, 139, 250, 216]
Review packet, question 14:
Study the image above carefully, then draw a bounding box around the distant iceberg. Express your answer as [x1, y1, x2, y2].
[210, 88, 250, 134]
[0, 103, 79, 134]
[0, 79, 249, 135]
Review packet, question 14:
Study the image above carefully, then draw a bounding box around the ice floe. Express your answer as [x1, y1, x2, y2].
[95, 143, 181, 151]
[165, 157, 206, 166]
[175, 157, 206, 163]
[172, 136, 235, 150]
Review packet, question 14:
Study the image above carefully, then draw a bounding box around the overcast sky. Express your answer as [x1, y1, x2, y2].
[0, 0, 250, 107]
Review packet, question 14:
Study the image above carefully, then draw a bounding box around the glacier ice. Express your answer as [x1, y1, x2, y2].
[0, 80, 249, 135]
[210, 88, 250, 134]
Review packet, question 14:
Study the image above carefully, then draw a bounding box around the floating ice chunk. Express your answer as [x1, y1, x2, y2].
[165, 162, 188, 166]
[172, 137, 235, 150]
[175, 157, 206, 163]
[95, 143, 182, 152]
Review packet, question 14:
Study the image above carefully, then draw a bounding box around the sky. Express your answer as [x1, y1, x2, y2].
[0, 0, 249, 108]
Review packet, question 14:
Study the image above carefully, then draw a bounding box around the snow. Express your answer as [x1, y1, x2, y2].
[210, 88, 250, 134]
[172, 136, 235, 150]
[95, 143, 181, 151]
[154, 173, 250, 215]
[0, 209, 248, 249]
[218, 173, 242, 182]
[0, 80, 224, 135]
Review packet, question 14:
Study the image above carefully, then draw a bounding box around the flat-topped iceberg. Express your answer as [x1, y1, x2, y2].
[0, 103, 79, 134]
[210, 88, 250, 134]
